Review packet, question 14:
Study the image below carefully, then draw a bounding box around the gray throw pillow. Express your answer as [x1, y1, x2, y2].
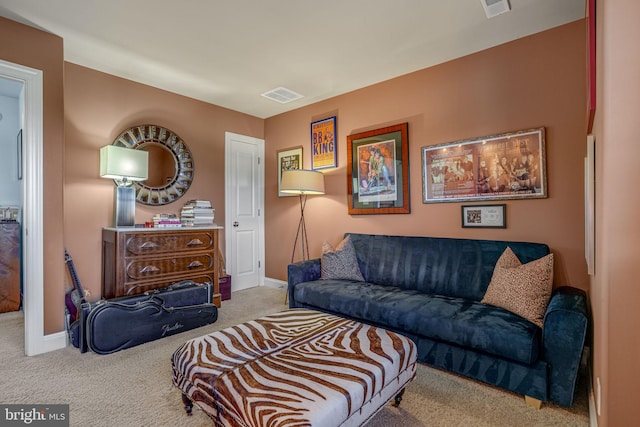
[320, 236, 365, 281]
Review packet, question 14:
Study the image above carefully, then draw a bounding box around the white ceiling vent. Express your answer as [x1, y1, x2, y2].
[261, 86, 304, 104]
[481, 0, 510, 18]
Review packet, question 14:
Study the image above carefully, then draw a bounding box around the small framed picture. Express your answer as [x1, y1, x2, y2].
[17, 129, 22, 180]
[461, 204, 506, 228]
[277, 146, 303, 197]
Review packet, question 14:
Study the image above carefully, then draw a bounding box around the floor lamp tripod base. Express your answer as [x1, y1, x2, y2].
[286, 194, 309, 304]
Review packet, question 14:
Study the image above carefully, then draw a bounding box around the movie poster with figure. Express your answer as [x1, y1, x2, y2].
[347, 123, 410, 215]
[422, 128, 547, 203]
[357, 140, 397, 203]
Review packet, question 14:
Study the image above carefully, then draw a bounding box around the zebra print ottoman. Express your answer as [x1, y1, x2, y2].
[172, 308, 417, 426]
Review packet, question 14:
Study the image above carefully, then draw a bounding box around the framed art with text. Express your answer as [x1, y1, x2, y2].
[461, 204, 506, 228]
[277, 146, 303, 197]
[347, 123, 409, 215]
[422, 127, 547, 203]
[311, 116, 337, 170]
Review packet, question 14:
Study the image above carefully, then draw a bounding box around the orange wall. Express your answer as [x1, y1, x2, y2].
[0, 17, 65, 333]
[63, 63, 263, 301]
[264, 21, 589, 293]
[591, 1, 640, 425]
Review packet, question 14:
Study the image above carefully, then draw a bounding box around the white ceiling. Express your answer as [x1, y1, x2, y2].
[0, 0, 585, 118]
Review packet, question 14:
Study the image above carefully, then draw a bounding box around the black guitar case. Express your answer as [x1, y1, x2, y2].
[84, 300, 218, 355]
[80, 281, 216, 354]
[64, 250, 217, 354]
[77, 281, 217, 354]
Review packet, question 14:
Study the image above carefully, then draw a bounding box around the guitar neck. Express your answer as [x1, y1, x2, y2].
[64, 250, 87, 301]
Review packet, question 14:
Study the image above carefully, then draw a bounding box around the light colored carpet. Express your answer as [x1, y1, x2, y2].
[0, 286, 589, 426]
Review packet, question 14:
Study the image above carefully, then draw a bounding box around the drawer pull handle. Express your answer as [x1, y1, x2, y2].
[187, 238, 204, 246]
[187, 261, 204, 268]
[140, 242, 159, 249]
[140, 265, 160, 273]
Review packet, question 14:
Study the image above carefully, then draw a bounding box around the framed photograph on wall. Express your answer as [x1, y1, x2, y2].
[422, 127, 547, 203]
[17, 129, 22, 180]
[461, 204, 506, 228]
[311, 116, 337, 170]
[347, 123, 410, 215]
[277, 146, 303, 197]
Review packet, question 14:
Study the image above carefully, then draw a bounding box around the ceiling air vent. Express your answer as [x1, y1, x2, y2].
[261, 86, 304, 104]
[481, 0, 510, 18]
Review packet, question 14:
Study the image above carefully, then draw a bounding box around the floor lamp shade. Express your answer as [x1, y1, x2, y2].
[100, 145, 149, 227]
[280, 169, 325, 195]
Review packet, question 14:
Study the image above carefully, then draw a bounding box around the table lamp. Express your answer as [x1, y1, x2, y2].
[100, 145, 149, 227]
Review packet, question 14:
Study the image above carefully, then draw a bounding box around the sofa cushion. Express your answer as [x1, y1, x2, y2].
[320, 236, 364, 281]
[293, 280, 540, 365]
[481, 247, 554, 327]
[346, 233, 550, 301]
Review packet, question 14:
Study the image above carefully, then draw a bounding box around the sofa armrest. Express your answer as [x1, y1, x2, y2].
[542, 286, 588, 407]
[287, 258, 321, 308]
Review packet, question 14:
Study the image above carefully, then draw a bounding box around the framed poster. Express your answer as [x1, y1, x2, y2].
[311, 116, 337, 170]
[347, 123, 410, 215]
[461, 204, 506, 228]
[422, 127, 546, 203]
[277, 146, 303, 197]
[586, 0, 596, 133]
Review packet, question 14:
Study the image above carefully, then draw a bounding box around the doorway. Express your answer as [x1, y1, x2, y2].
[0, 59, 58, 356]
[0, 76, 23, 314]
[224, 132, 265, 292]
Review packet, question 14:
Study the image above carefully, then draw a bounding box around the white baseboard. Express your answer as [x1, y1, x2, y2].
[264, 277, 287, 290]
[41, 331, 67, 354]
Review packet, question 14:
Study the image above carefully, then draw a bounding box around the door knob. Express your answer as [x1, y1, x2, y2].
[233, 221, 239, 227]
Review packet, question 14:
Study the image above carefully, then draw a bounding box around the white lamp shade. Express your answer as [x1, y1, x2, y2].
[280, 169, 325, 195]
[100, 145, 149, 181]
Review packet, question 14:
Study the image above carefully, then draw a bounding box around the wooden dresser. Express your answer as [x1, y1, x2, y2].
[102, 226, 223, 307]
[0, 222, 21, 313]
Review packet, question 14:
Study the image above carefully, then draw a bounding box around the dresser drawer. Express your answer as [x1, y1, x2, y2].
[123, 274, 214, 297]
[125, 254, 214, 281]
[125, 231, 214, 256]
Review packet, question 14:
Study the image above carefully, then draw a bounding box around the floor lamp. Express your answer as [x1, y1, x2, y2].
[280, 169, 325, 303]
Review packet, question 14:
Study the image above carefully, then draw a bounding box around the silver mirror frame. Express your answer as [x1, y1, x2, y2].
[112, 124, 194, 205]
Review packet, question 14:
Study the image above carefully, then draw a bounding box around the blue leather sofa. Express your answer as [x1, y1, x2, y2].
[287, 233, 588, 407]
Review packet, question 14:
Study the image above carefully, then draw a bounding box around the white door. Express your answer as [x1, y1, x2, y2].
[225, 132, 264, 292]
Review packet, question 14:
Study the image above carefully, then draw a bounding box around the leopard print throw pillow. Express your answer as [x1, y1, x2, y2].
[481, 246, 554, 327]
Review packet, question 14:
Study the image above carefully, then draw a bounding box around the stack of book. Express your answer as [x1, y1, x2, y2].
[181, 200, 215, 227]
[152, 213, 182, 228]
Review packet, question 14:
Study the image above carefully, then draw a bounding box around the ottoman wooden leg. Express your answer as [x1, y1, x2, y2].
[182, 393, 194, 416]
[392, 388, 406, 407]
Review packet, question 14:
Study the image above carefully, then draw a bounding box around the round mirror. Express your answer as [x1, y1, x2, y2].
[141, 143, 176, 188]
[112, 125, 194, 205]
